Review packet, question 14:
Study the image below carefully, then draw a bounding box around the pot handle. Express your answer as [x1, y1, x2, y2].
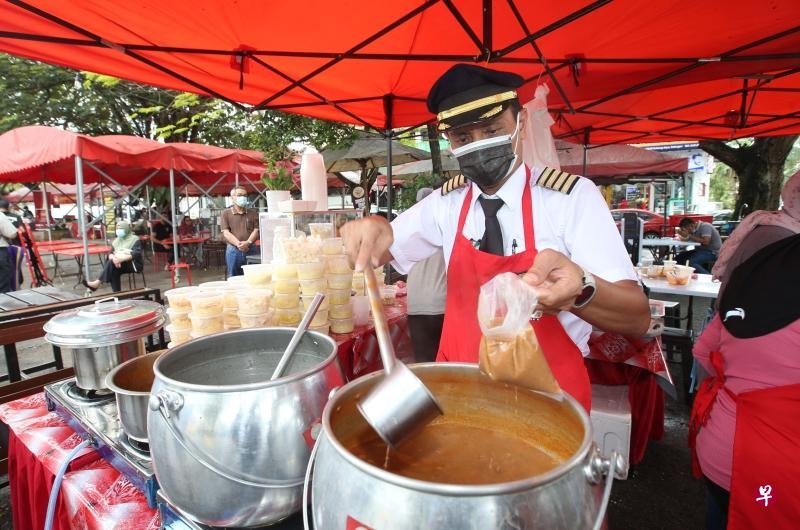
[585, 446, 627, 530]
[149, 390, 305, 489]
[302, 428, 323, 530]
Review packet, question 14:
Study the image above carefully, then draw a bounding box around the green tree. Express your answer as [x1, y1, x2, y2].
[700, 135, 799, 218]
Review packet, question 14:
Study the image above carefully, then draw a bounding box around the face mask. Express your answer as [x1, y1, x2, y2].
[235, 196, 248, 207]
[116, 229, 127, 238]
[451, 114, 520, 189]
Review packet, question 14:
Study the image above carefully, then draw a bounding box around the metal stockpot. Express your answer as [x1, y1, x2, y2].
[105, 350, 164, 442]
[147, 327, 345, 528]
[311, 363, 626, 530]
[44, 298, 166, 390]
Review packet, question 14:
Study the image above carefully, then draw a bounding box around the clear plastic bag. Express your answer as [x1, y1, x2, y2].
[477, 272, 562, 395]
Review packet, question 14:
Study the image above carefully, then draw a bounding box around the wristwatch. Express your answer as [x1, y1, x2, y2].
[573, 269, 597, 309]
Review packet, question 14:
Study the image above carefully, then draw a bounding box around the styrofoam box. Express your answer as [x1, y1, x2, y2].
[590, 384, 632, 479]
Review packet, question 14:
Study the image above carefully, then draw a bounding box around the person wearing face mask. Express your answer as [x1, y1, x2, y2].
[220, 185, 260, 277]
[340, 64, 650, 412]
[83, 220, 144, 293]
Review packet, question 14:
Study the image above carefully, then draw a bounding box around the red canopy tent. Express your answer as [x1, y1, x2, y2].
[0, 125, 265, 278]
[0, 0, 798, 145]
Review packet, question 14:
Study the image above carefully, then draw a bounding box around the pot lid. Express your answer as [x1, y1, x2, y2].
[44, 297, 166, 346]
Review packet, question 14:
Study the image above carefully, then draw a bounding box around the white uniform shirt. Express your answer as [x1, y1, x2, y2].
[390, 165, 638, 354]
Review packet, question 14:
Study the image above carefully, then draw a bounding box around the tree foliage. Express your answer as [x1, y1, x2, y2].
[0, 54, 357, 196]
[700, 135, 799, 218]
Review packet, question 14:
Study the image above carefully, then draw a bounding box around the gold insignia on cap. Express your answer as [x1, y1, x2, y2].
[479, 105, 504, 120]
[437, 90, 517, 123]
[441, 174, 467, 195]
[537, 167, 580, 194]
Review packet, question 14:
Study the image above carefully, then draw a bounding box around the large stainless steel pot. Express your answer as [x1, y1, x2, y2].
[105, 350, 164, 442]
[44, 298, 166, 390]
[147, 327, 345, 528]
[311, 363, 625, 530]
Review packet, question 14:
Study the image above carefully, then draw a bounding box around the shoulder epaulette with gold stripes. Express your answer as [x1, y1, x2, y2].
[441, 174, 467, 195]
[537, 167, 580, 194]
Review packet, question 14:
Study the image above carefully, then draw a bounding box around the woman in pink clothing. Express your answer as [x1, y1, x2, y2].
[690, 233, 800, 529]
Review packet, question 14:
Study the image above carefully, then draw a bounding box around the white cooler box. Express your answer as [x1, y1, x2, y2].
[590, 384, 632, 479]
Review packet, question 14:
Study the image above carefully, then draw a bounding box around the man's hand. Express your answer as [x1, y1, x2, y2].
[236, 241, 250, 252]
[341, 216, 393, 271]
[521, 249, 584, 314]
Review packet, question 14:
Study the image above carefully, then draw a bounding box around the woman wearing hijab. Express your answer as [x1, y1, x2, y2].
[83, 220, 144, 293]
[712, 170, 800, 298]
[690, 233, 800, 530]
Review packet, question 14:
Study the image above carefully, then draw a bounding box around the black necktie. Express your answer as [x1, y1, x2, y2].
[479, 196, 504, 255]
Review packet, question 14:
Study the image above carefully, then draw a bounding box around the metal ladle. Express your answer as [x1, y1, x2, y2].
[271, 292, 325, 380]
[357, 267, 442, 447]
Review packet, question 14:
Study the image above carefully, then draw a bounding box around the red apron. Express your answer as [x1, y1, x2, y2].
[436, 167, 592, 412]
[690, 353, 800, 529]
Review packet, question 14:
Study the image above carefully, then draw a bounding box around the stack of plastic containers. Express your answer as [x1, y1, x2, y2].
[235, 288, 274, 328]
[199, 280, 245, 330]
[272, 262, 302, 326]
[187, 291, 225, 340]
[163, 286, 199, 348]
[321, 239, 355, 334]
[297, 260, 330, 334]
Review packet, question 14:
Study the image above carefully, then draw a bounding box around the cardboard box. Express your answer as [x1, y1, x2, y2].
[590, 384, 632, 479]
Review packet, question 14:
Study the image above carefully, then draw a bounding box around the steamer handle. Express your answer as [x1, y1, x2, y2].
[591, 450, 624, 530]
[150, 390, 305, 489]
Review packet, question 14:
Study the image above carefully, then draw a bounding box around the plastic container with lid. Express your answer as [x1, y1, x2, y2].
[296, 261, 325, 280]
[164, 286, 201, 311]
[227, 274, 247, 285]
[301, 294, 329, 311]
[166, 307, 191, 330]
[329, 316, 354, 334]
[235, 288, 273, 314]
[327, 287, 351, 305]
[329, 303, 353, 320]
[273, 292, 300, 310]
[272, 278, 300, 295]
[272, 261, 298, 280]
[166, 324, 192, 344]
[238, 310, 274, 329]
[188, 291, 225, 317]
[309, 323, 330, 335]
[241, 263, 273, 286]
[299, 278, 327, 295]
[325, 254, 352, 274]
[188, 312, 224, 335]
[327, 272, 354, 290]
[310, 309, 329, 327]
[198, 281, 230, 291]
[222, 308, 241, 328]
[321, 238, 344, 255]
[273, 308, 302, 326]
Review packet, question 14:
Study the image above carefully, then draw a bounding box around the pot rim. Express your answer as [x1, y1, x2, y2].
[105, 350, 165, 396]
[321, 362, 594, 497]
[152, 327, 339, 393]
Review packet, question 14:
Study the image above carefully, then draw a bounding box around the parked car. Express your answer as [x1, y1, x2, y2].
[610, 208, 668, 239]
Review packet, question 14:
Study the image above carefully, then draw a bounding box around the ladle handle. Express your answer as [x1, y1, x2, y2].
[364, 267, 397, 373]
[271, 292, 325, 380]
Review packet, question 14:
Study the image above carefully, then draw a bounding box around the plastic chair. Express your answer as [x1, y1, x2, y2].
[168, 263, 192, 288]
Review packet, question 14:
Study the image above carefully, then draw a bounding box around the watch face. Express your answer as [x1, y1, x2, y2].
[352, 186, 365, 199]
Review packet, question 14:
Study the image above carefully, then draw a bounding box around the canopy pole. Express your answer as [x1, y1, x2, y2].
[74, 156, 91, 285]
[384, 95, 394, 221]
[169, 167, 180, 268]
[42, 180, 52, 244]
[146, 185, 155, 256]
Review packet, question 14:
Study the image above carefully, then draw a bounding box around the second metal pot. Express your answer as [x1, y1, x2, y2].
[106, 350, 165, 442]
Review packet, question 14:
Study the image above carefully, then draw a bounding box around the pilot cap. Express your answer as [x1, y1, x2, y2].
[427, 64, 524, 132]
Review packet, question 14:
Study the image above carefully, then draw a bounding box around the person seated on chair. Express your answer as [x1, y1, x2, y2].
[178, 215, 196, 238]
[675, 217, 721, 273]
[84, 221, 144, 293]
[150, 218, 175, 270]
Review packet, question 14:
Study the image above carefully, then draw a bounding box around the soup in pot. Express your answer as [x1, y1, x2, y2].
[334, 370, 584, 485]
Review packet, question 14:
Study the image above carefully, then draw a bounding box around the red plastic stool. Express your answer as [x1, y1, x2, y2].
[168, 263, 192, 288]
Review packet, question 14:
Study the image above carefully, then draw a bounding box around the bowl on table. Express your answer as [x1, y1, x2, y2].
[665, 265, 694, 285]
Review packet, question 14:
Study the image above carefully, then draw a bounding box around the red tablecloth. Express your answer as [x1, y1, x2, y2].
[1, 299, 411, 529]
[1, 393, 160, 530]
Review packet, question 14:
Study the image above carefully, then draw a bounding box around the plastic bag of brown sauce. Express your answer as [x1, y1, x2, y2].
[477, 272, 562, 395]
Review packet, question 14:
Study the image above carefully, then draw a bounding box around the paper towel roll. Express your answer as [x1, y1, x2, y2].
[300, 149, 329, 211]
